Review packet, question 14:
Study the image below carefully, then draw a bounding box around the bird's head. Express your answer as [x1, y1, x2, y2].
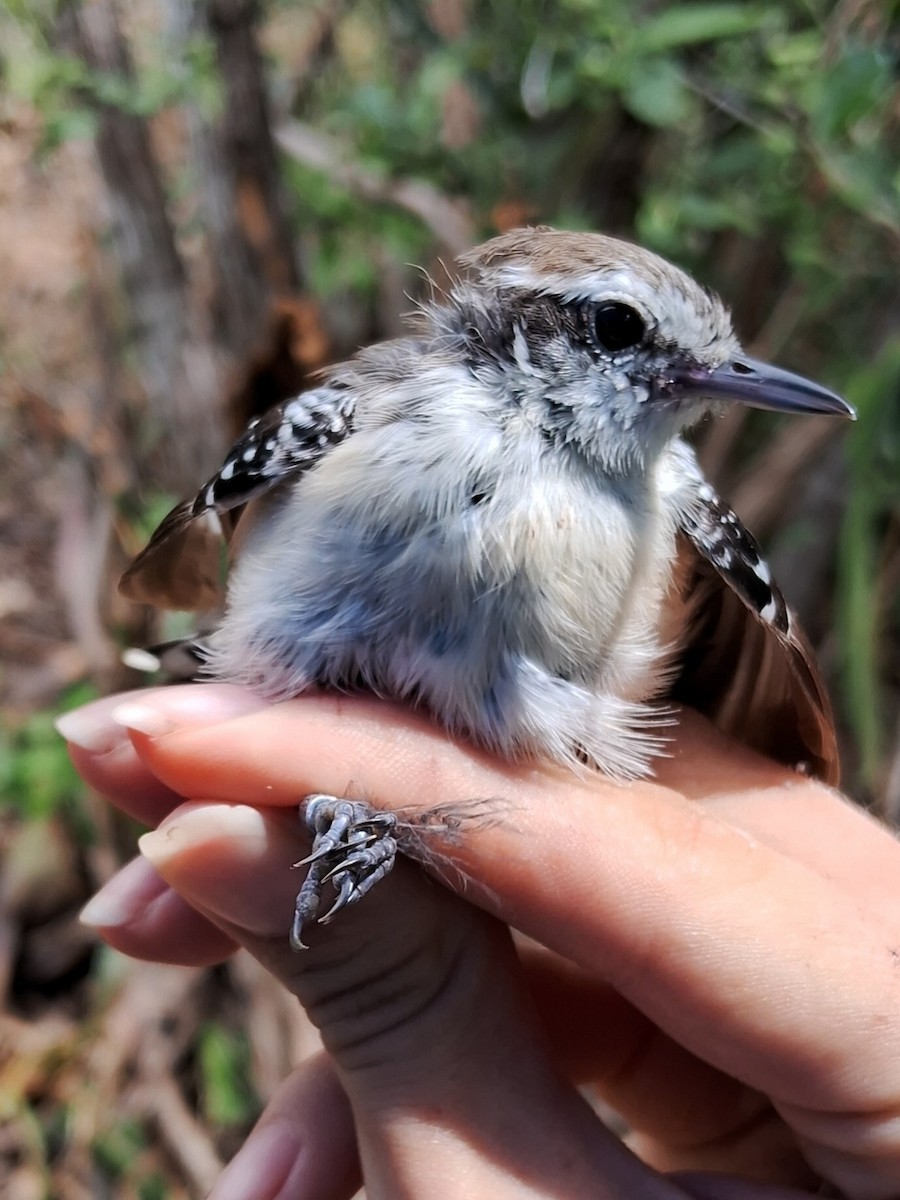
[438, 227, 852, 474]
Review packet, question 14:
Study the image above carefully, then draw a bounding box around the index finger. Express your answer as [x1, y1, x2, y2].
[57, 685, 271, 825]
[110, 688, 897, 917]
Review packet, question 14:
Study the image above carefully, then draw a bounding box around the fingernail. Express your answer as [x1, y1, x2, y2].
[139, 804, 268, 871]
[111, 702, 178, 738]
[80, 857, 170, 929]
[138, 825, 189, 870]
[56, 706, 128, 754]
[209, 1121, 304, 1200]
[111, 687, 270, 740]
[57, 686, 269, 753]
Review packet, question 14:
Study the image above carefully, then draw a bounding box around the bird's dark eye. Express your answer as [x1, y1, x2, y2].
[590, 302, 646, 353]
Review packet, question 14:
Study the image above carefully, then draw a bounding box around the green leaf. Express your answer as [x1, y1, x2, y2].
[766, 30, 822, 69]
[639, 4, 772, 53]
[812, 144, 900, 236]
[809, 46, 893, 141]
[623, 58, 693, 127]
[137, 1174, 168, 1200]
[679, 192, 758, 234]
[92, 1119, 148, 1179]
[198, 1023, 257, 1128]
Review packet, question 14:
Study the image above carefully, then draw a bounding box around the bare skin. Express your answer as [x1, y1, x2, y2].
[59, 684, 900, 1200]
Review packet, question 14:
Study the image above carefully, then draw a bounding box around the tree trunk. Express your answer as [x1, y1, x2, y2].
[163, 0, 321, 432]
[57, 0, 223, 491]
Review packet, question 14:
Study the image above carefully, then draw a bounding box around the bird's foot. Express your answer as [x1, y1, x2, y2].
[291, 795, 398, 951]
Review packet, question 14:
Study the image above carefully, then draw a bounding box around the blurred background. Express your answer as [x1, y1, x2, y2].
[0, 0, 897, 1195]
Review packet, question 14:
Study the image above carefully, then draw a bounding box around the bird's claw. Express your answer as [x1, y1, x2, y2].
[320, 840, 394, 885]
[290, 795, 398, 950]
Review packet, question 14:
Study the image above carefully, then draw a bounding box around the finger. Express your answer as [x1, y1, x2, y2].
[105, 689, 898, 920]
[208, 1054, 360, 1200]
[138, 801, 696, 1200]
[56, 685, 270, 825]
[656, 715, 900, 924]
[80, 856, 237, 966]
[113, 691, 900, 971]
[66, 738, 183, 827]
[522, 948, 760, 1136]
[64, 688, 899, 937]
[520, 944, 821, 1187]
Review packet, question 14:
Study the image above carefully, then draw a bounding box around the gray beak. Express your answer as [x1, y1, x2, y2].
[661, 355, 856, 419]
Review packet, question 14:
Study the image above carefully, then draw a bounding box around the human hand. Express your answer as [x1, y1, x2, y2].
[58, 684, 900, 1199]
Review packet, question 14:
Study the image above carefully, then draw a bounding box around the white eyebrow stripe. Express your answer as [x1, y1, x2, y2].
[512, 324, 540, 376]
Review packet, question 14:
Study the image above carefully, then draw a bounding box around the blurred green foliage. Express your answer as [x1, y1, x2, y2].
[91, 1118, 151, 1183]
[197, 1021, 258, 1128]
[89, 1116, 171, 1198]
[2, 4, 221, 153]
[288, 2, 896, 240]
[4, 1, 894, 334]
[0, 683, 96, 827]
[838, 339, 900, 780]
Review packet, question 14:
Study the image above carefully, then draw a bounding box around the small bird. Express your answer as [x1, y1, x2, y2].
[120, 227, 854, 948]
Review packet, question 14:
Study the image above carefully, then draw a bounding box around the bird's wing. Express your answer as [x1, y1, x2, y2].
[671, 475, 840, 785]
[119, 385, 356, 610]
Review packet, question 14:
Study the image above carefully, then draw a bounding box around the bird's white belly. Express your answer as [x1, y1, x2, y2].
[209, 437, 678, 777]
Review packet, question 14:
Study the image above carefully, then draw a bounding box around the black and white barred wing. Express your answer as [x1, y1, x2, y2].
[673, 479, 840, 785]
[120, 386, 356, 611]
